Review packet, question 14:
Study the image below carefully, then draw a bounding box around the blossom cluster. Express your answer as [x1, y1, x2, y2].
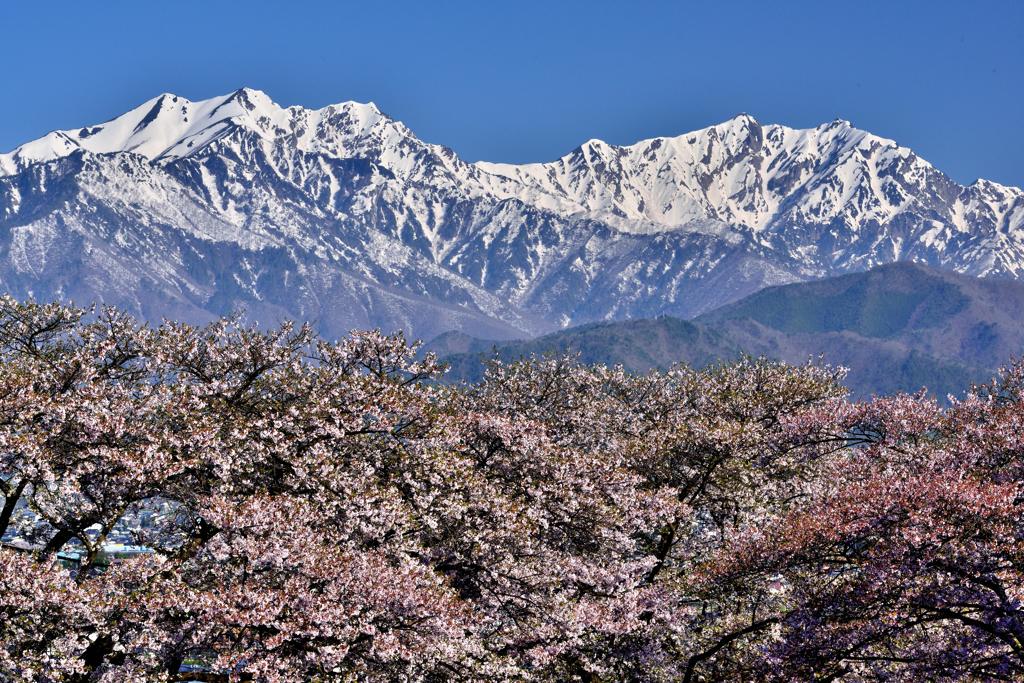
[0, 298, 1021, 681]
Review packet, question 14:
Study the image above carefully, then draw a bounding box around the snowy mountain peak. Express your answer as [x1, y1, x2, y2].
[226, 86, 268, 109]
[715, 112, 760, 132]
[1, 87, 1023, 344]
[0, 89, 402, 174]
[5, 90, 1020, 239]
[821, 117, 854, 130]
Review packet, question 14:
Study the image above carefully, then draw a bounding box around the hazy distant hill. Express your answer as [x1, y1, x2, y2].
[430, 263, 1024, 398]
[429, 317, 741, 380]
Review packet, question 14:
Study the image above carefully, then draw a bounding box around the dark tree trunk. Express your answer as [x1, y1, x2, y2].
[0, 478, 27, 539]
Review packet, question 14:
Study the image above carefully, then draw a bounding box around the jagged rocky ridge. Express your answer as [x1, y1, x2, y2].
[1, 88, 1022, 340]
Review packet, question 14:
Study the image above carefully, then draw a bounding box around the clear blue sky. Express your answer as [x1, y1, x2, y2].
[2, 0, 1021, 186]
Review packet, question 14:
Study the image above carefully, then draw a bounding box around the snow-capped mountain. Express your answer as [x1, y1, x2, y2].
[1, 88, 1022, 340]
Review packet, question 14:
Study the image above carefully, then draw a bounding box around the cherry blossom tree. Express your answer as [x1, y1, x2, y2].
[1, 296, 1022, 682]
[694, 380, 1024, 681]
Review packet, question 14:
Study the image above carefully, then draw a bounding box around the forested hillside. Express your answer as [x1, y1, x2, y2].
[434, 262, 1024, 398]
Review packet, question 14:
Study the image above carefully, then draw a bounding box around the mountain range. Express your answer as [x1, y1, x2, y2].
[430, 262, 1024, 399]
[1, 88, 1023, 341]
